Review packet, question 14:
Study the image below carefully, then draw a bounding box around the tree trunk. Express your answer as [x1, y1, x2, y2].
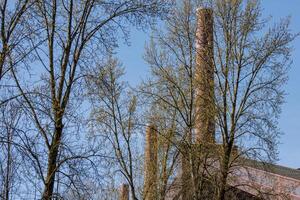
[4, 129, 12, 200]
[218, 147, 231, 200]
[42, 120, 63, 200]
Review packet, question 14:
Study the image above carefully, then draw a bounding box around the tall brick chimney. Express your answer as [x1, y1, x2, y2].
[195, 7, 215, 143]
[119, 184, 129, 200]
[180, 7, 215, 198]
[143, 124, 158, 200]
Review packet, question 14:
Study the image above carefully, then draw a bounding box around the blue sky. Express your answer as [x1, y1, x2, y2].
[117, 1, 300, 168]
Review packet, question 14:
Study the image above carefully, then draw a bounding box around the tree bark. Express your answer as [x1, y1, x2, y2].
[218, 146, 231, 200]
[42, 118, 63, 200]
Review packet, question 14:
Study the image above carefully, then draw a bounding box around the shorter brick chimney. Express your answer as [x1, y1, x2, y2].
[143, 124, 158, 200]
[119, 184, 129, 200]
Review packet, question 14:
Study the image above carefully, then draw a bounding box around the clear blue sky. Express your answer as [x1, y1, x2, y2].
[117, 1, 300, 168]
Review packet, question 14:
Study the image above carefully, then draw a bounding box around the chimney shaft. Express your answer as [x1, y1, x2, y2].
[195, 8, 215, 143]
[119, 184, 129, 200]
[143, 124, 158, 200]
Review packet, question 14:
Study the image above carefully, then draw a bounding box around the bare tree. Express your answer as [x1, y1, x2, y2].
[141, 1, 213, 198]
[141, 0, 297, 199]
[0, 0, 33, 81]
[0, 102, 23, 200]
[86, 57, 142, 200]
[6, 0, 171, 199]
[210, 0, 297, 199]
[0, 1, 36, 199]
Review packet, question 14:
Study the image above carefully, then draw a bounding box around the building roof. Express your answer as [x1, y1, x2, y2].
[244, 159, 300, 181]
